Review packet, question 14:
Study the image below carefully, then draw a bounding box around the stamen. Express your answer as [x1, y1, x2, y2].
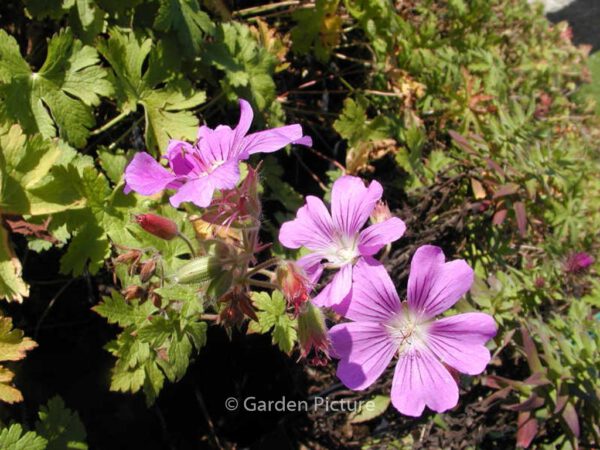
[385, 307, 428, 355]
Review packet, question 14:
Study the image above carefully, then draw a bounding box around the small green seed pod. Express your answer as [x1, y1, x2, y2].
[172, 257, 221, 284]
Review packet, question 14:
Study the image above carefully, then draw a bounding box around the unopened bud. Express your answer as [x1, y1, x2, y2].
[240, 166, 261, 219]
[370, 201, 392, 224]
[276, 261, 311, 313]
[297, 302, 330, 365]
[114, 250, 141, 265]
[218, 290, 252, 328]
[139, 259, 157, 283]
[149, 291, 162, 308]
[123, 285, 144, 300]
[135, 214, 178, 240]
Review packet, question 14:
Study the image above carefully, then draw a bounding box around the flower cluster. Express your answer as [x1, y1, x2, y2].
[124, 99, 496, 418]
[279, 175, 496, 417]
[124, 99, 311, 208]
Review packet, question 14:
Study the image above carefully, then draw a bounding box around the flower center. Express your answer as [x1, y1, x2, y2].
[324, 235, 359, 267]
[212, 159, 225, 170]
[385, 307, 428, 355]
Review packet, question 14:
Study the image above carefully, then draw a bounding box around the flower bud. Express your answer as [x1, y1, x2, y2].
[139, 259, 157, 283]
[134, 214, 178, 240]
[114, 249, 142, 265]
[239, 166, 261, 220]
[123, 285, 144, 301]
[297, 302, 330, 366]
[534, 277, 545, 289]
[370, 201, 392, 224]
[218, 290, 255, 329]
[276, 261, 311, 313]
[564, 252, 594, 274]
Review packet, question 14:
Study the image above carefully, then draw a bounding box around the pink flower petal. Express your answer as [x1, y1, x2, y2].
[426, 312, 496, 375]
[331, 176, 383, 237]
[407, 245, 473, 319]
[124, 152, 177, 196]
[241, 125, 311, 157]
[358, 217, 406, 256]
[335, 257, 401, 322]
[312, 263, 352, 308]
[169, 177, 215, 208]
[294, 135, 313, 146]
[330, 322, 396, 390]
[206, 159, 240, 190]
[297, 252, 324, 285]
[197, 125, 237, 163]
[233, 99, 253, 147]
[279, 196, 335, 251]
[391, 348, 459, 416]
[164, 140, 197, 176]
[197, 125, 212, 141]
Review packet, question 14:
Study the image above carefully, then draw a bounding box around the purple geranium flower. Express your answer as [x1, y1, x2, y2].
[329, 246, 496, 416]
[565, 251, 594, 274]
[124, 99, 312, 208]
[279, 175, 405, 308]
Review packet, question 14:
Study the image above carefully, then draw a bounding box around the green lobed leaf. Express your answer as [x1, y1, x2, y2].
[98, 28, 206, 151]
[249, 291, 297, 354]
[0, 28, 112, 147]
[154, 0, 215, 57]
[203, 22, 277, 112]
[0, 424, 47, 450]
[93, 291, 157, 327]
[35, 396, 88, 450]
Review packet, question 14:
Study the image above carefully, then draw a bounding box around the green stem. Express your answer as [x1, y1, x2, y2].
[90, 110, 131, 136]
[233, 0, 300, 17]
[246, 257, 279, 278]
[108, 115, 144, 150]
[177, 232, 197, 257]
[257, 269, 275, 278]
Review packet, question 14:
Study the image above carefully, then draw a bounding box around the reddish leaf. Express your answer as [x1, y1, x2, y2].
[3, 216, 57, 244]
[485, 158, 507, 178]
[523, 372, 550, 387]
[514, 202, 527, 236]
[493, 183, 519, 199]
[485, 375, 524, 390]
[521, 325, 543, 373]
[480, 386, 512, 409]
[492, 208, 508, 225]
[517, 411, 538, 448]
[448, 130, 476, 154]
[471, 178, 486, 199]
[554, 395, 568, 414]
[562, 402, 580, 438]
[506, 394, 545, 412]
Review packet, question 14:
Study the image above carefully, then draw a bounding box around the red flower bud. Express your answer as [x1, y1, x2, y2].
[134, 214, 178, 240]
[534, 277, 545, 289]
[297, 303, 330, 366]
[276, 261, 311, 313]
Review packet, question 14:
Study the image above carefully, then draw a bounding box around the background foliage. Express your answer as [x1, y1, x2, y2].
[0, 0, 599, 447]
